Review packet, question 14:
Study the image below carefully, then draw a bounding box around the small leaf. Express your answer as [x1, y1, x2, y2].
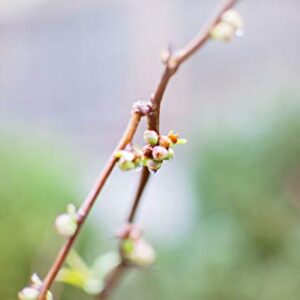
[56, 268, 86, 289]
[66, 250, 89, 274]
[92, 251, 120, 278]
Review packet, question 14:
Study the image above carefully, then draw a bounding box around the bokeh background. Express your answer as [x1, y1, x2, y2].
[1, 0, 300, 299]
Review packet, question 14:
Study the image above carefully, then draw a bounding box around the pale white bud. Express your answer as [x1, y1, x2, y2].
[30, 273, 42, 287]
[166, 148, 175, 160]
[127, 239, 156, 267]
[222, 9, 244, 30]
[55, 213, 77, 237]
[18, 287, 39, 300]
[210, 22, 235, 42]
[146, 159, 162, 173]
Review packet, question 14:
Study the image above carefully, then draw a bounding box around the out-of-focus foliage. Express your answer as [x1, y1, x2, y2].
[3, 110, 300, 300]
[113, 111, 300, 300]
[0, 138, 89, 300]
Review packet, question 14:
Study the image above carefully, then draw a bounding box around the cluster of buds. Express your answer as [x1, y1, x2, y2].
[210, 9, 244, 42]
[18, 274, 53, 300]
[117, 223, 156, 267]
[115, 145, 143, 171]
[115, 130, 186, 173]
[55, 204, 78, 237]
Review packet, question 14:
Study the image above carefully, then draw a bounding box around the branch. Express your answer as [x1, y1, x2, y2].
[38, 109, 146, 300]
[127, 167, 151, 223]
[97, 0, 239, 299]
[36, 1, 239, 299]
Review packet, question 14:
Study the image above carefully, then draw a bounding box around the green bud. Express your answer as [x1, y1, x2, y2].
[143, 130, 159, 145]
[122, 239, 135, 255]
[18, 288, 39, 300]
[117, 159, 136, 171]
[30, 274, 42, 288]
[166, 148, 175, 160]
[152, 146, 169, 161]
[67, 204, 77, 218]
[119, 150, 135, 161]
[18, 288, 52, 300]
[146, 159, 162, 173]
[176, 138, 187, 145]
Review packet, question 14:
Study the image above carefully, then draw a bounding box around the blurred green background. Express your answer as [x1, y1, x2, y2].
[3, 105, 300, 299]
[0, 0, 300, 299]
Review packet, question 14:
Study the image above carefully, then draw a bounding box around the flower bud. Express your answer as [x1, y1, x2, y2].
[117, 159, 136, 171]
[143, 130, 159, 145]
[222, 9, 244, 30]
[125, 239, 156, 267]
[18, 288, 52, 300]
[152, 146, 169, 161]
[159, 135, 172, 149]
[146, 159, 162, 173]
[19, 274, 53, 300]
[176, 138, 187, 145]
[160, 49, 171, 64]
[55, 213, 77, 237]
[168, 131, 179, 144]
[116, 150, 135, 161]
[210, 22, 235, 42]
[166, 148, 175, 160]
[46, 291, 53, 300]
[143, 145, 153, 159]
[18, 287, 39, 300]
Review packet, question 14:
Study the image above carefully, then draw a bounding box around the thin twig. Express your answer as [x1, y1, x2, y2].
[39, 0, 239, 299]
[97, 0, 239, 299]
[38, 111, 143, 300]
[98, 262, 128, 300]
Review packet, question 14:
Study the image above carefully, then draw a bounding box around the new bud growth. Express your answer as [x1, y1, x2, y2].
[124, 239, 156, 267]
[143, 130, 159, 145]
[166, 148, 175, 160]
[18, 288, 39, 300]
[152, 146, 169, 161]
[55, 213, 77, 237]
[146, 159, 162, 173]
[222, 9, 244, 30]
[117, 159, 136, 171]
[210, 22, 235, 42]
[158, 136, 172, 149]
[18, 274, 53, 300]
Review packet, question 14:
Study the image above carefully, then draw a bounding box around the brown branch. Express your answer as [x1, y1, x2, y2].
[147, 0, 239, 132]
[127, 167, 151, 223]
[38, 110, 144, 300]
[98, 262, 128, 300]
[38, 0, 239, 299]
[97, 0, 239, 299]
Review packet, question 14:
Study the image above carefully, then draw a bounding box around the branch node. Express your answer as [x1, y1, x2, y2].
[160, 45, 179, 73]
[132, 100, 151, 116]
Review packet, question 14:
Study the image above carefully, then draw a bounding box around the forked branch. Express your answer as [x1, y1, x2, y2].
[35, 0, 240, 299]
